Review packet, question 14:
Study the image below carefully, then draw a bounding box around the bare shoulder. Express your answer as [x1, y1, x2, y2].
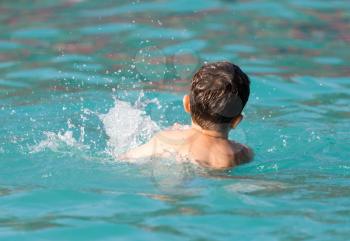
[152, 128, 193, 146]
[230, 141, 254, 165]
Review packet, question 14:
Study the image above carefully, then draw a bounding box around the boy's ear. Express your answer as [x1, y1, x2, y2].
[183, 95, 191, 113]
[231, 114, 243, 129]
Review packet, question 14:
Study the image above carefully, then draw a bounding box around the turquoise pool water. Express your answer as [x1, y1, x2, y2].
[1, 0, 350, 240]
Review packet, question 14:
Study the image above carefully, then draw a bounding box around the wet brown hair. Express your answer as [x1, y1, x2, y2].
[190, 61, 250, 130]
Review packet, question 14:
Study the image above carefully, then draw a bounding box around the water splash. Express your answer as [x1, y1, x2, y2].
[29, 131, 86, 153]
[100, 99, 159, 158]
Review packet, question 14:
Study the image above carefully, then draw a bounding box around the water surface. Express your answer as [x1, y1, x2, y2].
[0, 0, 350, 240]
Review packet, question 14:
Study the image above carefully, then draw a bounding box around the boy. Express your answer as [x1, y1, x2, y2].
[121, 61, 253, 169]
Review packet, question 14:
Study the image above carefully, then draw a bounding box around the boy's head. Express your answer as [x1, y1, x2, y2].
[183, 61, 250, 131]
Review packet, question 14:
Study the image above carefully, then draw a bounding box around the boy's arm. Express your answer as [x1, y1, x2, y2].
[229, 142, 254, 165]
[119, 135, 159, 160]
[238, 144, 254, 165]
[119, 125, 186, 161]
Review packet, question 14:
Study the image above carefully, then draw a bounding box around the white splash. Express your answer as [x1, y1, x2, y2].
[100, 100, 159, 157]
[30, 130, 85, 153]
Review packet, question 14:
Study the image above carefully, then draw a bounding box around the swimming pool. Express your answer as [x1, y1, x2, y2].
[0, 0, 350, 240]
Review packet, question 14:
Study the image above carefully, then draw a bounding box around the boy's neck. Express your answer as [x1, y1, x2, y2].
[191, 122, 229, 139]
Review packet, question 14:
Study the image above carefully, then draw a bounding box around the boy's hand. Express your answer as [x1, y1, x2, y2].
[239, 144, 254, 164]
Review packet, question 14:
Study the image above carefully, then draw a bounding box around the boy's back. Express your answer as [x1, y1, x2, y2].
[155, 129, 252, 169]
[122, 124, 252, 169]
